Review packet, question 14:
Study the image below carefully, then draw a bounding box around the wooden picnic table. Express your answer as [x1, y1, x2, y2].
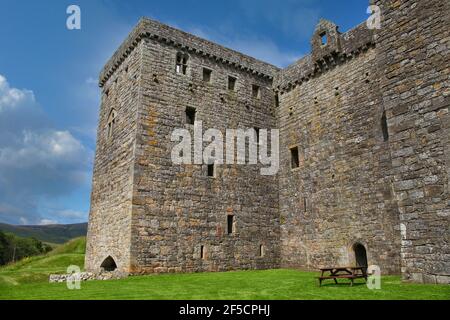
[318, 266, 368, 287]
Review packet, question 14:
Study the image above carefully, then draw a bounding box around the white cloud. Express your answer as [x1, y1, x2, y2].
[0, 130, 89, 169]
[39, 219, 58, 225]
[0, 74, 93, 225]
[0, 74, 36, 112]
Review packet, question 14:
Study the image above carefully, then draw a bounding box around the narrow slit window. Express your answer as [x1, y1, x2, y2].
[107, 109, 117, 138]
[228, 76, 236, 91]
[186, 107, 196, 125]
[200, 245, 205, 259]
[290, 146, 300, 169]
[275, 94, 279, 108]
[227, 215, 234, 235]
[259, 245, 265, 257]
[381, 111, 389, 141]
[252, 85, 260, 99]
[203, 68, 212, 82]
[176, 52, 188, 75]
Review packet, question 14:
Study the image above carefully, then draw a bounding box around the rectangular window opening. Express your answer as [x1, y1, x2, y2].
[259, 245, 264, 257]
[381, 111, 389, 141]
[200, 245, 205, 259]
[228, 76, 236, 91]
[186, 107, 196, 125]
[252, 85, 260, 99]
[207, 164, 215, 177]
[227, 215, 234, 235]
[320, 32, 328, 45]
[203, 68, 212, 82]
[290, 146, 300, 169]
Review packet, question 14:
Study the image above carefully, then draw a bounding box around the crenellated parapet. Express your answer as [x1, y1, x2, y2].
[99, 18, 280, 87]
[274, 21, 375, 94]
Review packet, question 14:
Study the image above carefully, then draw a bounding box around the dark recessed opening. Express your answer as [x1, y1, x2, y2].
[259, 244, 264, 257]
[203, 68, 212, 82]
[176, 52, 188, 74]
[228, 76, 236, 91]
[100, 256, 117, 272]
[290, 146, 300, 169]
[252, 85, 260, 99]
[227, 215, 234, 235]
[207, 164, 215, 177]
[381, 111, 389, 141]
[275, 94, 279, 108]
[200, 245, 205, 259]
[186, 107, 196, 125]
[353, 243, 368, 271]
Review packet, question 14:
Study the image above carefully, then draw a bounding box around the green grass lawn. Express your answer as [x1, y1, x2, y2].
[0, 237, 448, 300]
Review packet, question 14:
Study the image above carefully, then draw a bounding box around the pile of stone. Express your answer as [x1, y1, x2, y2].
[49, 270, 128, 283]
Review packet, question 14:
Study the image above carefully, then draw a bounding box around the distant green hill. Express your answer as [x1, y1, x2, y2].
[0, 223, 88, 244]
[0, 237, 86, 287]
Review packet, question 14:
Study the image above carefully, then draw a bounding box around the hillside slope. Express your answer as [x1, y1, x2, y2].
[0, 237, 86, 287]
[0, 223, 87, 244]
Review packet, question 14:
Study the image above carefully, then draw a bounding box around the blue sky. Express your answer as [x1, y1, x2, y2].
[0, 0, 370, 225]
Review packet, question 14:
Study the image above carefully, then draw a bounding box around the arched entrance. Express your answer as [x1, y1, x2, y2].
[100, 256, 117, 272]
[353, 243, 368, 268]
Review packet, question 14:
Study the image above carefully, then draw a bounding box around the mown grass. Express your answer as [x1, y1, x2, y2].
[0, 237, 448, 300]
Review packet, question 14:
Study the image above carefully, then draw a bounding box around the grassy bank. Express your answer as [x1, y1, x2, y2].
[0, 237, 448, 300]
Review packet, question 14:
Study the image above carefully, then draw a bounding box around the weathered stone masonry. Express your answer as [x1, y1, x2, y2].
[86, 0, 449, 284]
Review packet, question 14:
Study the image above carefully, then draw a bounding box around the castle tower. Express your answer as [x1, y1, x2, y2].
[86, 0, 449, 283]
[85, 18, 281, 274]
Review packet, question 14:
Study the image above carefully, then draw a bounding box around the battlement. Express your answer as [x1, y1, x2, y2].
[274, 21, 375, 93]
[99, 17, 280, 87]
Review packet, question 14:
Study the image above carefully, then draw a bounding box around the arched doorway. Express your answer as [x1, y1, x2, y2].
[353, 243, 368, 268]
[100, 256, 117, 272]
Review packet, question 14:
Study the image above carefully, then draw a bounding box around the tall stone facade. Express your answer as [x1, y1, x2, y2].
[86, 0, 449, 284]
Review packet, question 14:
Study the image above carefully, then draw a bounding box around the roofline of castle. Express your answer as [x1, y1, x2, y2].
[99, 18, 375, 90]
[99, 17, 281, 87]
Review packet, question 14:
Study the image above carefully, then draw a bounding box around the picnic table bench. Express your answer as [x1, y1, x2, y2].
[318, 266, 368, 287]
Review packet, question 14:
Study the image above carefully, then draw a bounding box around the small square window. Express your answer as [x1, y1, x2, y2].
[203, 68, 212, 82]
[228, 76, 236, 91]
[186, 107, 196, 125]
[252, 85, 260, 99]
[290, 146, 300, 169]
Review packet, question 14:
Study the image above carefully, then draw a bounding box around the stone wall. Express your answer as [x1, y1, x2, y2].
[128, 32, 280, 274]
[275, 20, 401, 274]
[373, 0, 450, 284]
[86, 1, 449, 283]
[85, 43, 142, 273]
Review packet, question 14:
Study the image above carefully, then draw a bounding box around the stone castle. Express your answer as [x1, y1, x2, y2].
[86, 0, 450, 284]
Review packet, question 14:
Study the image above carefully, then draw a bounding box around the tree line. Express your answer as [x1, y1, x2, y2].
[0, 231, 52, 266]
